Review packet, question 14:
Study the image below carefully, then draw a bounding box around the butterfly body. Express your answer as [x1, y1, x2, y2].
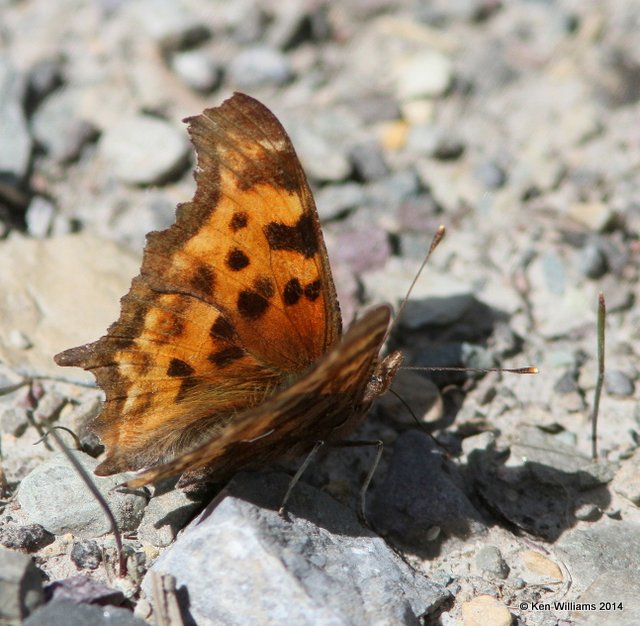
[55, 93, 399, 487]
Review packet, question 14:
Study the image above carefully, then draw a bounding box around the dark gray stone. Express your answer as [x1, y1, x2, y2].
[369, 431, 487, 552]
[23, 600, 146, 626]
[143, 472, 449, 626]
[0, 524, 54, 553]
[70, 540, 102, 570]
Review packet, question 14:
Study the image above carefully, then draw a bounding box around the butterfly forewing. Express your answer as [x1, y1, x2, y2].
[55, 93, 343, 475]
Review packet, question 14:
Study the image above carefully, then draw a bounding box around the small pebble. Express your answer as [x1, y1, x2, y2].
[604, 370, 635, 396]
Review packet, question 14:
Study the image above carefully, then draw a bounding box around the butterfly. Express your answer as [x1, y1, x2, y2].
[54, 92, 402, 490]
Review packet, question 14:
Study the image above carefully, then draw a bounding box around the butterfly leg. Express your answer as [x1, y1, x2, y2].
[278, 440, 325, 520]
[330, 439, 384, 527]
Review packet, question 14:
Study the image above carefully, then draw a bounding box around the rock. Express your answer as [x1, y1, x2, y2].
[228, 46, 292, 88]
[100, 114, 189, 185]
[369, 431, 487, 551]
[395, 50, 453, 100]
[461, 595, 512, 626]
[473, 160, 507, 189]
[576, 241, 608, 279]
[26, 57, 64, 105]
[0, 235, 139, 379]
[571, 571, 640, 625]
[349, 140, 389, 181]
[332, 223, 391, 274]
[25, 196, 56, 239]
[23, 600, 146, 626]
[612, 450, 640, 506]
[0, 524, 54, 553]
[46, 576, 125, 606]
[520, 551, 563, 581]
[604, 370, 635, 397]
[130, 0, 210, 50]
[30, 87, 98, 162]
[568, 202, 616, 232]
[557, 523, 640, 593]
[0, 61, 31, 183]
[475, 545, 509, 579]
[314, 182, 367, 220]
[0, 547, 44, 622]
[70, 540, 102, 570]
[17, 452, 147, 537]
[170, 50, 220, 92]
[137, 487, 203, 548]
[143, 472, 449, 626]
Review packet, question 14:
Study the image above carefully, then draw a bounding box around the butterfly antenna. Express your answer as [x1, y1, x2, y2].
[384, 225, 446, 344]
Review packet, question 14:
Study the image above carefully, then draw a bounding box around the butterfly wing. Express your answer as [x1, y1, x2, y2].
[126, 306, 392, 487]
[55, 93, 341, 475]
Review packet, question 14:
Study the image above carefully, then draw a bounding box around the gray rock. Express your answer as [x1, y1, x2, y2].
[25, 196, 56, 238]
[349, 140, 389, 181]
[70, 540, 102, 570]
[170, 50, 220, 92]
[369, 431, 487, 551]
[26, 58, 63, 104]
[100, 114, 189, 186]
[604, 369, 635, 397]
[23, 600, 146, 626]
[131, 0, 210, 50]
[137, 487, 203, 548]
[30, 87, 97, 162]
[557, 523, 640, 590]
[399, 294, 477, 329]
[228, 46, 292, 88]
[315, 183, 366, 220]
[475, 545, 509, 579]
[473, 160, 507, 189]
[576, 241, 608, 279]
[0, 61, 31, 183]
[571, 571, 640, 625]
[17, 452, 147, 538]
[143, 472, 449, 626]
[0, 547, 44, 622]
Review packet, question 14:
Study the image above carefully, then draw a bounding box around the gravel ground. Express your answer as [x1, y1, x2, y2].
[1, 1, 639, 625]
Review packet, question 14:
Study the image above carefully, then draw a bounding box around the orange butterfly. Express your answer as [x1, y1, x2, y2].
[55, 93, 402, 490]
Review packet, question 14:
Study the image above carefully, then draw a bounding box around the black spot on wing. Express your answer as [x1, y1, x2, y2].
[210, 316, 236, 341]
[283, 278, 302, 305]
[208, 346, 245, 368]
[227, 248, 250, 271]
[264, 212, 318, 259]
[167, 358, 194, 377]
[189, 264, 215, 297]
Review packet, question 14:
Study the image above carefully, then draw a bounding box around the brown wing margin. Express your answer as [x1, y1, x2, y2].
[126, 305, 392, 487]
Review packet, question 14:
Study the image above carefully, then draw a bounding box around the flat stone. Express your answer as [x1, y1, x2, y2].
[0, 235, 139, 380]
[461, 595, 512, 626]
[18, 452, 147, 538]
[143, 472, 449, 626]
